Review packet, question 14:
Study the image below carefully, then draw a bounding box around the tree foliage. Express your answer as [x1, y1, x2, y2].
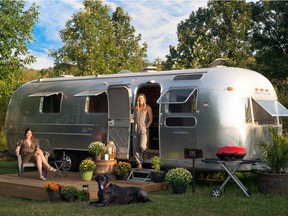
[111, 7, 147, 72]
[0, 0, 39, 96]
[251, 1, 288, 80]
[0, 0, 39, 147]
[164, 0, 252, 70]
[51, 0, 147, 76]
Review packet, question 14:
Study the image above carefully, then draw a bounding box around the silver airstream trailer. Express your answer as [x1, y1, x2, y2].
[5, 66, 288, 171]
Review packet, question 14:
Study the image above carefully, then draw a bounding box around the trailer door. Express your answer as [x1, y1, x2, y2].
[107, 85, 132, 159]
[157, 88, 198, 160]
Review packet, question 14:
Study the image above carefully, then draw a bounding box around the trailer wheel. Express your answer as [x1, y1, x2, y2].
[64, 153, 79, 172]
[211, 187, 222, 197]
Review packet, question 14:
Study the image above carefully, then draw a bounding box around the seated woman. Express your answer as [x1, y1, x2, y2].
[15, 128, 56, 180]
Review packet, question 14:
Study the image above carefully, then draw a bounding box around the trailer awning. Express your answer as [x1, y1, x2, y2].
[28, 92, 62, 97]
[74, 89, 106, 97]
[254, 99, 288, 117]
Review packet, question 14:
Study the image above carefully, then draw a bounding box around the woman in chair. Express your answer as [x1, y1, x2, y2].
[15, 128, 56, 180]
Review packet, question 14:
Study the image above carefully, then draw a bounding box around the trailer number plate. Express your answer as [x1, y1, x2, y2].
[184, 148, 203, 159]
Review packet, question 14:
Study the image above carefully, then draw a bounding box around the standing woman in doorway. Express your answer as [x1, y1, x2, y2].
[131, 93, 153, 171]
[15, 128, 56, 180]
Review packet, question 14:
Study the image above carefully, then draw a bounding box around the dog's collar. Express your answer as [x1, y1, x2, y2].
[104, 182, 110, 189]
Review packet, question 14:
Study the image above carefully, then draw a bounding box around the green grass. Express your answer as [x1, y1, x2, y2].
[1, 159, 288, 216]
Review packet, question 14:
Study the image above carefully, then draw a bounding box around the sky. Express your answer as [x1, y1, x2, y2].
[26, 0, 209, 70]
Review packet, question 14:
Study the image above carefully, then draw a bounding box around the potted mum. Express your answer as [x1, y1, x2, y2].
[257, 128, 288, 193]
[44, 182, 63, 202]
[88, 141, 106, 160]
[79, 159, 96, 181]
[164, 167, 192, 194]
[61, 185, 80, 203]
[112, 161, 132, 180]
[150, 156, 166, 183]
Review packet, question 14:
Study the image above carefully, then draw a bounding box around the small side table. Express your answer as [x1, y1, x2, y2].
[53, 160, 68, 178]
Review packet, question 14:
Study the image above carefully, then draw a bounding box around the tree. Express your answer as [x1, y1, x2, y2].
[251, 1, 288, 80]
[51, 0, 147, 76]
[164, 0, 252, 70]
[164, 7, 209, 70]
[0, 0, 39, 145]
[111, 7, 147, 72]
[51, 0, 116, 76]
[0, 0, 39, 96]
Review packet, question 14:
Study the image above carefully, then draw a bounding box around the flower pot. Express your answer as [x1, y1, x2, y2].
[257, 172, 288, 194]
[81, 171, 94, 181]
[94, 159, 117, 174]
[150, 170, 166, 183]
[115, 173, 129, 180]
[66, 195, 77, 203]
[47, 190, 62, 202]
[95, 155, 101, 161]
[171, 185, 187, 194]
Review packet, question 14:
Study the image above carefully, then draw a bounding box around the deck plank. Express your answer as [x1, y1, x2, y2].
[0, 172, 166, 201]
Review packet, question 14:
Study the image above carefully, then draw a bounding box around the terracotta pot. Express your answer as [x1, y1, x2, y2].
[95, 155, 101, 161]
[257, 172, 288, 194]
[94, 159, 117, 174]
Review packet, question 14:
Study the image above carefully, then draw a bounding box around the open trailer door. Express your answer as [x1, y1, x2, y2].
[107, 85, 132, 159]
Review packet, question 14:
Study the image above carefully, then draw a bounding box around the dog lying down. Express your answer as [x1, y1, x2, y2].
[82, 174, 151, 208]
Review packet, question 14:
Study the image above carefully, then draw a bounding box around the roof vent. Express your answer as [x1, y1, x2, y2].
[208, 58, 226, 68]
[141, 66, 157, 72]
[59, 75, 74, 78]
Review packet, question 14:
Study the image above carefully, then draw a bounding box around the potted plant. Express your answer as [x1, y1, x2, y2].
[44, 182, 63, 202]
[112, 161, 132, 180]
[150, 156, 166, 183]
[88, 141, 106, 160]
[79, 159, 96, 181]
[257, 128, 288, 193]
[61, 185, 80, 203]
[164, 167, 192, 194]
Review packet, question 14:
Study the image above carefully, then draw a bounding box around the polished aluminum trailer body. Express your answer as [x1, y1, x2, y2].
[5, 67, 288, 171]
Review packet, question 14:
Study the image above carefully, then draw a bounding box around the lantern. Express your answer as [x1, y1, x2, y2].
[106, 141, 116, 160]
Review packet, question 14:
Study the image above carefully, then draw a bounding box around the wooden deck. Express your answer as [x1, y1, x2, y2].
[0, 171, 166, 201]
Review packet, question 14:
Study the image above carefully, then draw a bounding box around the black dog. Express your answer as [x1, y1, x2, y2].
[83, 174, 151, 207]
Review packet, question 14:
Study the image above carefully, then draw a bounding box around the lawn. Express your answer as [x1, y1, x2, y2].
[0, 159, 288, 216]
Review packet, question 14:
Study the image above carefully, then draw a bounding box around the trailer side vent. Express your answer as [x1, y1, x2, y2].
[173, 74, 203, 81]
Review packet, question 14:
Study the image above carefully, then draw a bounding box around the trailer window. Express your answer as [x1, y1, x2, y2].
[165, 117, 196, 127]
[86, 93, 108, 113]
[157, 88, 197, 113]
[169, 89, 197, 113]
[251, 99, 277, 125]
[41, 93, 62, 113]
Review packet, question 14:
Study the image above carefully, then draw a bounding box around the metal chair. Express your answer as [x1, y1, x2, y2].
[17, 152, 50, 179]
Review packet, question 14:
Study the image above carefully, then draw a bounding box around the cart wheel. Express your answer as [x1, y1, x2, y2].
[217, 186, 225, 193]
[211, 187, 222, 197]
